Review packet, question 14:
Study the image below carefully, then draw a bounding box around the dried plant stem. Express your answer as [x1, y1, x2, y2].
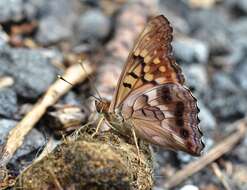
[164, 119, 247, 189]
[0, 62, 94, 166]
[211, 162, 233, 190]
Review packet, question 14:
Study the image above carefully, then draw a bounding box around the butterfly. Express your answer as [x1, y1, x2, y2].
[95, 15, 204, 156]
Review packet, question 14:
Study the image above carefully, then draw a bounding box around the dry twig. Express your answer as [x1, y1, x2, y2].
[0, 61, 94, 166]
[164, 119, 247, 189]
[211, 162, 234, 190]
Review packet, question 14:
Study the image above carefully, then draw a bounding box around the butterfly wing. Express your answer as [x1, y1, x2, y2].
[108, 15, 204, 155]
[121, 83, 204, 156]
[109, 15, 185, 112]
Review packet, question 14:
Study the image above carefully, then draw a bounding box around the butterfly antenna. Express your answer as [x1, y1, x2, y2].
[78, 58, 103, 101]
[57, 75, 73, 86]
[90, 94, 101, 102]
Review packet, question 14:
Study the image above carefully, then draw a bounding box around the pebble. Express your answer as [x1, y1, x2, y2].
[198, 101, 217, 132]
[35, 0, 79, 45]
[75, 9, 111, 43]
[234, 0, 247, 14]
[0, 0, 37, 23]
[182, 64, 208, 95]
[10, 128, 46, 164]
[0, 88, 17, 119]
[0, 119, 17, 145]
[205, 72, 247, 120]
[233, 61, 247, 93]
[187, 9, 231, 52]
[0, 46, 58, 99]
[0, 29, 8, 47]
[173, 37, 209, 63]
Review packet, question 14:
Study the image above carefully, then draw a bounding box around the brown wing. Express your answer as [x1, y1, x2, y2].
[109, 15, 185, 112]
[121, 83, 204, 156]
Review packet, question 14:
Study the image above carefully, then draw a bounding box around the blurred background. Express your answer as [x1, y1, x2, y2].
[0, 0, 247, 189]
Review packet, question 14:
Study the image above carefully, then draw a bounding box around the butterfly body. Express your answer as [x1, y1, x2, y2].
[96, 15, 204, 156]
[95, 99, 133, 137]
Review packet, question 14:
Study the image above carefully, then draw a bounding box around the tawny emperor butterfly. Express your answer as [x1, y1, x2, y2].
[95, 15, 204, 156]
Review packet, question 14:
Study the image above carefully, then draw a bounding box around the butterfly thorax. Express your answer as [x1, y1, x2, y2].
[95, 99, 132, 136]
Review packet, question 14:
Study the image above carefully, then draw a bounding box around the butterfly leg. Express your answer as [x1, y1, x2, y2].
[131, 127, 141, 163]
[92, 115, 105, 137]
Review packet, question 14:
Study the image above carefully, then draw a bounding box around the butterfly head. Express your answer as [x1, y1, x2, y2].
[95, 98, 110, 114]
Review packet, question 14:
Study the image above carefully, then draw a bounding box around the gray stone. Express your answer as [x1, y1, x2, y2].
[0, 119, 17, 145]
[182, 64, 208, 95]
[76, 9, 111, 43]
[0, 88, 17, 118]
[211, 72, 239, 94]
[205, 72, 247, 120]
[0, 30, 8, 47]
[232, 137, 247, 164]
[37, 16, 73, 45]
[188, 9, 231, 52]
[0, 0, 38, 23]
[0, 46, 58, 99]
[235, 0, 247, 14]
[11, 128, 45, 162]
[233, 61, 247, 93]
[198, 101, 216, 132]
[173, 37, 209, 63]
[35, 0, 79, 45]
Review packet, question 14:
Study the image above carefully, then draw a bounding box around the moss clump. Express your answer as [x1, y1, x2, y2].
[15, 131, 153, 190]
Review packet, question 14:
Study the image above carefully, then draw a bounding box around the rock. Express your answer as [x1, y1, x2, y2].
[180, 184, 199, 190]
[229, 19, 247, 49]
[0, 119, 17, 145]
[36, 17, 73, 45]
[211, 72, 239, 94]
[80, 0, 99, 7]
[234, 0, 247, 14]
[173, 37, 209, 63]
[0, 0, 38, 23]
[0, 46, 58, 99]
[0, 88, 17, 118]
[35, 0, 79, 45]
[233, 61, 247, 93]
[198, 101, 217, 132]
[205, 72, 247, 120]
[182, 64, 208, 95]
[0, 29, 8, 47]
[61, 91, 81, 105]
[10, 128, 46, 170]
[187, 9, 231, 53]
[212, 46, 244, 68]
[75, 9, 111, 43]
[231, 135, 247, 164]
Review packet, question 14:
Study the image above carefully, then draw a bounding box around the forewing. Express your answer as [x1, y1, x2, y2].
[121, 83, 204, 156]
[109, 15, 185, 112]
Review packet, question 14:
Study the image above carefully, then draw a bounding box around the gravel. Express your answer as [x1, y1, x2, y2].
[35, 0, 79, 45]
[0, 88, 18, 118]
[0, 0, 38, 23]
[0, 119, 17, 145]
[75, 9, 111, 44]
[0, 46, 58, 99]
[173, 37, 209, 63]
